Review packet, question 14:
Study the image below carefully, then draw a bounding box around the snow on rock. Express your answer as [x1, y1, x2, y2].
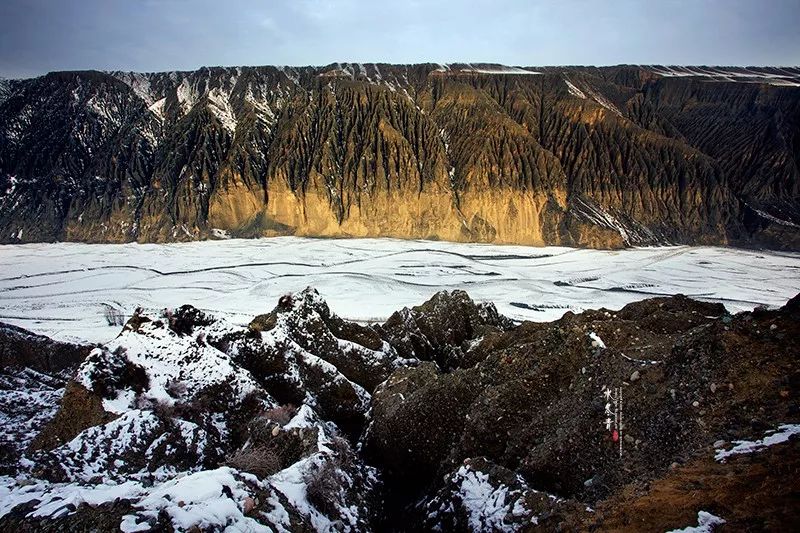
[285, 404, 324, 431]
[175, 77, 198, 114]
[666, 510, 727, 532]
[123, 467, 269, 532]
[75, 287, 398, 435]
[2, 418, 377, 531]
[588, 331, 606, 349]
[147, 97, 166, 121]
[266, 439, 378, 532]
[77, 308, 265, 409]
[207, 87, 238, 133]
[112, 72, 158, 105]
[1, 386, 377, 530]
[210, 227, 231, 239]
[0, 468, 270, 532]
[715, 424, 800, 462]
[28, 409, 221, 483]
[564, 78, 586, 99]
[584, 86, 622, 116]
[749, 205, 800, 228]
[0, 368, 64, 461]
[269, 457, 331, 531]
[2, 175, 17, 196]
[452, 465, 527, 531]
[435, 64, 541, 75]
[277, 65, 301, 86]
[649, 65, 800, 87]
[467, 66, 540, 75]
[0, 476, 144, 520]
[571, 196, 658, 245]
[241, 287, 399, 402]
[0, 288, 391, 529]
[424, 458, 565, 532]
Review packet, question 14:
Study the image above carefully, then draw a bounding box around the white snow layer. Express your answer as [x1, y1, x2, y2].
[78, 317, 263, 407]
[666, 510, 727, 532]
[588, 332, 606, 349]
[564, 78, 586, 99]
[0, 468, 270, 532]
[715, 424, 800, 462]
[434, 64, 541, 75]
[649, 65, 800, 87]
[207, 87, 237, 133]
[0, 368, 63, 452]
[0, 238, 798, 344]
[454, 466, 528, 531]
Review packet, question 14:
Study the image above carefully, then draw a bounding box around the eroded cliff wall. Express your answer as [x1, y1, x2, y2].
[1, 64, 798, 248]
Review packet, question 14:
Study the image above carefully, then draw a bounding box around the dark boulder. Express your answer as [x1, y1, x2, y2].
[376, 289, 514, 370]
[0, 322, 89, 372]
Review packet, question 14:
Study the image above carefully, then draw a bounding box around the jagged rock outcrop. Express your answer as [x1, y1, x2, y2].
[2, 289, 391, 531]
[376, 289, 513, 370]
[0, 288, 798, 531]
[1, 64, 799, 248]
[0, 322, 90, 472]
[364, 291, 800, 529]
[0, 322, 89, 371]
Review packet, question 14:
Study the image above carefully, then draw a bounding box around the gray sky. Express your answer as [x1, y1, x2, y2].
[1, 0, 798, 78]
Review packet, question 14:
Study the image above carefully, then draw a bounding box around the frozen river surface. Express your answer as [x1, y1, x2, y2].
[0, 237, 798, 344]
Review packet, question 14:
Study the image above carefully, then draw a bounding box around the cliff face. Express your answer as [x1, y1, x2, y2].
[1, 64, 799, 248]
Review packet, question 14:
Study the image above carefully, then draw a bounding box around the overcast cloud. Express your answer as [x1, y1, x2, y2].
[1, 0, 798, 78]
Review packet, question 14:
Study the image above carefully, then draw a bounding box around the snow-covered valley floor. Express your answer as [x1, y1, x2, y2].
[0, 237, 798, 344]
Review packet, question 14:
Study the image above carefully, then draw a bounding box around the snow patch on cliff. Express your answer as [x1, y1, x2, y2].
[715, 424, 800, 462]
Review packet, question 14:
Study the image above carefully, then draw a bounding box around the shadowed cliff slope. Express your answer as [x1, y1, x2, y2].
[1, 64, 799, 248]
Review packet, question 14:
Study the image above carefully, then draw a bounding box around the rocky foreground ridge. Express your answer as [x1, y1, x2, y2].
[0, 288, 798, 531]
[1, 64, 800, 248]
